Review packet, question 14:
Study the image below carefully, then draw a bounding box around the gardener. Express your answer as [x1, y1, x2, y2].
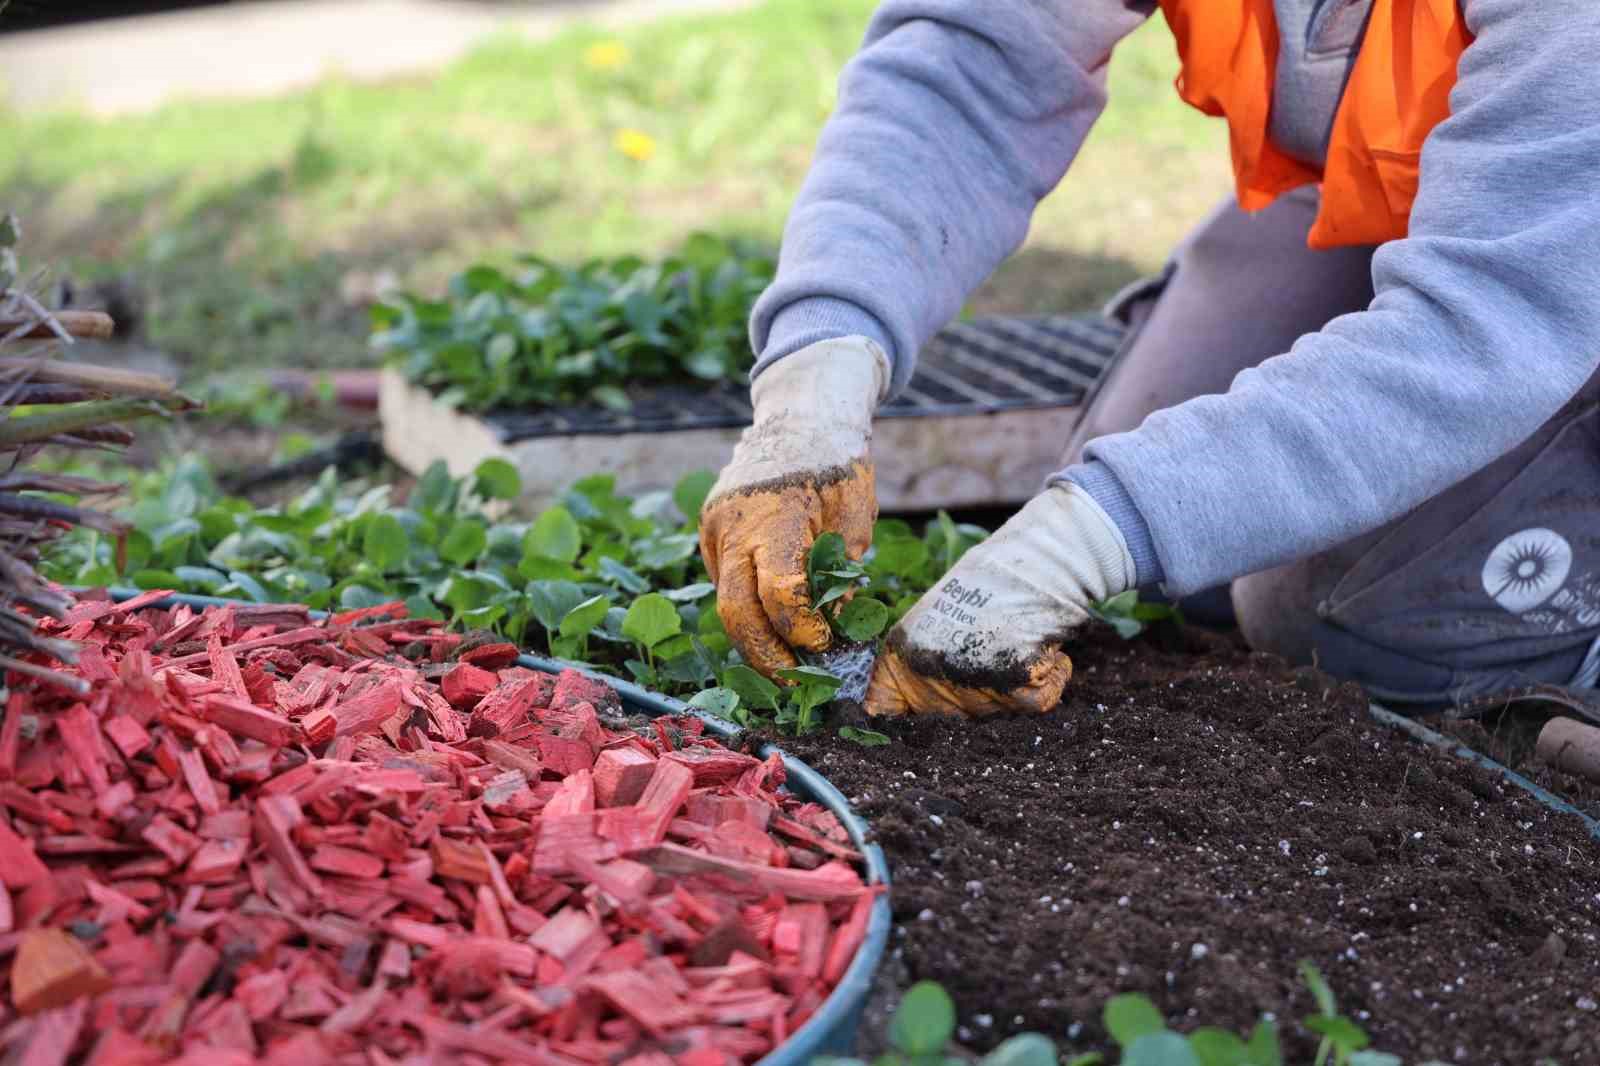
[699, 0, 1600, 717]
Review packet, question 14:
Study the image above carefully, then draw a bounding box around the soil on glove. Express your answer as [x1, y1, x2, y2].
[779, 628, 1600, 1063]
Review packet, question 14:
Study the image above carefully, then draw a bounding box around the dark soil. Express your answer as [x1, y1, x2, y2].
[1429, 711, 1600, 821]
[779, 628, 1600, 1063]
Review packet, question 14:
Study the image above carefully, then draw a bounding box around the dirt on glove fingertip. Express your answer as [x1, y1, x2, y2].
[775, 627, 1600, 1063]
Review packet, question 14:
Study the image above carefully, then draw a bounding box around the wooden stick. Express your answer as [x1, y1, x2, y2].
[1536, 717, 1600, 784]
[0, 311, 114, 341]
[0, 357, 178, 401]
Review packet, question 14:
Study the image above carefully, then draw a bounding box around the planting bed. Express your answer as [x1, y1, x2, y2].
[781, 628, 1600, 1062]
[0, 593, 877, 1064]
[1429, 713, 1600, 821]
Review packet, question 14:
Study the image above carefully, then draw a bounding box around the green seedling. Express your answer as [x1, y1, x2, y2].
[773, 666, 843, 733]
[620, 592, 683, 686]
[1298, 961, 1401, 1066]
[1089, 589, 1184, 640]
[713, 663, 845, 736]
[40, 460, 980, 715]
[806, 531, 892, 643]
[374, 235, 775, 412]
[817, 981, 1055, 1066]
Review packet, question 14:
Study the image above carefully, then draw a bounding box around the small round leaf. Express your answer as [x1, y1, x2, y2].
[473, 458, 522, 500]
[890, 981, 956, 1057]
[364, 513, 409, 572]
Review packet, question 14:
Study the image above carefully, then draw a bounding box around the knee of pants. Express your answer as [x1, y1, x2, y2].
[1231, 565, 1459, 703]
[1231, 567, 1322, 669]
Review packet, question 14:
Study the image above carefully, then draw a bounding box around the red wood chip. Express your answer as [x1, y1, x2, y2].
[0, 604, 875, 1062]
[458, 642, 519, 670]
[440, 662, 497, 709]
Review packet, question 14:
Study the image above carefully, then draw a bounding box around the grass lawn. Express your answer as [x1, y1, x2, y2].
[0, 0, 1231, 376]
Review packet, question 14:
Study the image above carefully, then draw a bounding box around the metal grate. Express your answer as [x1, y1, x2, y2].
[484, 313, 1125, 443]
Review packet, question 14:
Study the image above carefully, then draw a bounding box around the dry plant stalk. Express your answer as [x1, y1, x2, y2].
[0, 214, 193, 690]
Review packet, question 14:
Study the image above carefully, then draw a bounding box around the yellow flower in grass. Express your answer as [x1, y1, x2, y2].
[614, 128, 658, 162]
[584, 41, 630, 71]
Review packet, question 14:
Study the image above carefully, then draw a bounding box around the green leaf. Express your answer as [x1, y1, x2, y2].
[525, 506, 582, 564]
[839, 727, 890, 747]
[889, 982, 956, 1057]
[722, 665, 780, 713]
[518, 555, 584, 582]
[119, 529, 152, 575]
[472, 458, 522, 500]
[461, 603, 508, 630]
[527, 580, 588, 633]
[673, 469, 716, 528]
[339, 584, 390, 610]
[653, 633, 695, 661]
[223, 571, 270, 603]
[662, 582, 715, 603]
[558, 594, 611, 639]
[1303, 1017, 1369, 1051]
[1188, 1029, 1249, 1066]
[981, 1034, 1058, 1066]
[440, 519, 488, 565]
[1123, 1033, 1201, 1066]
[1065, 1057, 1106, 1066]
[151, 517, 201, 557]
[688, 688, 740, 720]
[634, 532, 698, 570]
[1345, 1055, 1401, 1066]
[172, 565, 228, 592]
[815, 584, 853, 610]
[836, 597, 890, 642]
[412, 461, 457, 516]
[660, 642, 718, 687]
[599, 557, 650, 594]
[130, 569, 183, 590]
[871, 536, 927, 578]
[364, 513, 410, 572]
[1104, 994, 1168, 1048]
[776, 666, 843, 701]
[1298, 961, 1337, 1018]
[1097, 589, 1140, 616]
[699, 600, 726, 637]
[1090, 589, 1149, 639]
[808, 531, 851, 582]
[1245, 1021, 1282, 1066]
[621, 593, 682, 650]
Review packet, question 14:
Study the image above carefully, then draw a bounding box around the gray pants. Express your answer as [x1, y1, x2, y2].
[1064, 187, 1600, 706]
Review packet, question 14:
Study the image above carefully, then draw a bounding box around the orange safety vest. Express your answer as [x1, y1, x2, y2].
[1156, 0, 1472, 249]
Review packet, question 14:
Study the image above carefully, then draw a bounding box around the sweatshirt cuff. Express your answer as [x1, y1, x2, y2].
[751, 297, 897, 383]
[1054, 460, 1165, 587]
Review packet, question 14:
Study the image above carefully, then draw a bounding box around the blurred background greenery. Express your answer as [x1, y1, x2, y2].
[0, 0, 1229, 377]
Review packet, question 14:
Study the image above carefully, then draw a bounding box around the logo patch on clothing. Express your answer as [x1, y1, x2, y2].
[1481, 528, 1573, 613]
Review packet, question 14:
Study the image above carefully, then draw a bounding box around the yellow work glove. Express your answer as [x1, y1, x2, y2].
[864, 482, 1137, 717]
[699, 337, 891, 678]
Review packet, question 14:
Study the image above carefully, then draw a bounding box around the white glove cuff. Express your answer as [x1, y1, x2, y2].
[750, 336, 891, 429]
[709, 337, 888, 500]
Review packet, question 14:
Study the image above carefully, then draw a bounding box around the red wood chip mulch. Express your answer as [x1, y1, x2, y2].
[0, 593, 876, 1065]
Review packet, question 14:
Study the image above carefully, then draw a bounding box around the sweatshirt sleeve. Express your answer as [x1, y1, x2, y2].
[749, 0, 1156, 397]
[1062, 0, 1600, 596]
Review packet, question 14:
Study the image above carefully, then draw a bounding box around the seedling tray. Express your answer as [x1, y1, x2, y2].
[381, 313, 1124, 512]
[105, 589, 892, 1064]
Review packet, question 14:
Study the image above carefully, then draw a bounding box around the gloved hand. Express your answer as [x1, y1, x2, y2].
[699, 337, 890, 678]
[864, 482, 1137, 717]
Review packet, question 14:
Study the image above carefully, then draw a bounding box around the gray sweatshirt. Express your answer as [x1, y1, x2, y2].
[749, 0, 1600, 596]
